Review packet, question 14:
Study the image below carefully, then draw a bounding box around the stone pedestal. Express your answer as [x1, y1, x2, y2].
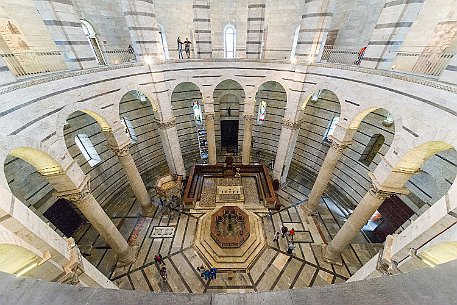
[111, 145, 155, 217]
[242, 114, 254, 165]
[56, 177, 136, 266]
[303, 140, 349, 215]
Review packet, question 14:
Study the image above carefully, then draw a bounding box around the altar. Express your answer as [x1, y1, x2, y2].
[216, 185, 244, 203]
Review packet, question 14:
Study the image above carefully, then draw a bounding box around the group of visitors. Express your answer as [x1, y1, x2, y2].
[177, 37, 192, 59]
[197, 265, 217, 282]
[273, 225, 296, 255]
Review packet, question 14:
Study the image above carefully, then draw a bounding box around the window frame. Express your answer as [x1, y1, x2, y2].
[224, 25, 236, 59]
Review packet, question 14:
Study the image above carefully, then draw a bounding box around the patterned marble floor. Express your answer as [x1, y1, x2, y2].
[72, 171, 383, 293]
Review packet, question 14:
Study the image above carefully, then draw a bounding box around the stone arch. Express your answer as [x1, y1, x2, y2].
[213, 79, 246, 156]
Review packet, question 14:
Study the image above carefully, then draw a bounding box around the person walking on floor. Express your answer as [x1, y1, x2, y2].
[203, 269, 211, 282]
[210, 267, 217, 280]
[154, 253, 165, 265]
[177, 37, 183, 59]
[287, 241, 295, 255]
[159, 266, 168, 282]
[273, 231, 280, 242]
[289, 228, 296, 241]
[281, 225, 289, 238]
[184, 38, 192, 58]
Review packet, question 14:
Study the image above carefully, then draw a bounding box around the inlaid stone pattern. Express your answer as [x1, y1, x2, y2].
[150, 226, 176, 238]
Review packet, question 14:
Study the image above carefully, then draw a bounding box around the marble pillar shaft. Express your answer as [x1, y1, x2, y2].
[242, 115, 254, 165]
[59, 185, 135, 265]
[324, 186, 390, 261]
[205, 113, 217, 165]
[114, 147, 154, 216]
[304, 141, 346, 214]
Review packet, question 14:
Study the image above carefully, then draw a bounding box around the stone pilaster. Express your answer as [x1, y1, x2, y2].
[204, 112, 217, 165]
[55, 176, 136, 266]
[246, 1, 266, 59]
[242, 114, 255, 165]
[295, 0, 336, 61]
[323, 183, 398, 265]
[157, 118, 186, 176]
[110, 145, 155, 217]
[120, 0, 163, 60]
[302, 140, 350, 215]
[362, 0, 426, 69]
[32, 0, 98, 70]
[193, 1, 212, 59]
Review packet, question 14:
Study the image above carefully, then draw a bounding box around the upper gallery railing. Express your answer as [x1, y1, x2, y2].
[320, 45, 454, 78]
[101, 46, 136, 65]
[1, 50, 68, 77]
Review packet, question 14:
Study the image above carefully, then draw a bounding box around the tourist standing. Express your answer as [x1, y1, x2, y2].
[203, 269, 211, 282]
[355, 46, 367, 65]
[154, 253, 165, 265]
[281, 225, 289, 238]
[289, 228, 295, 240]
[287, 241, 295, 255]
[177, 37, 183, 59]
[159, 266, 168, 282]
[210, 267, 217, 280]
[273, 231, 280, 242]
[184, 38, 192, 58]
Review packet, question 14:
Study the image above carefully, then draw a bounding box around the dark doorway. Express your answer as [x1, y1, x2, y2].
[221, 120, 239, 153]
[371, 195, 414, 242]
[43, 199, 84, 237]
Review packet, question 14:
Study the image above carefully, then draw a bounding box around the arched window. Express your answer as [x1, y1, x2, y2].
[359, 134, 385, 166]
[257, 100, 267, 124]
[290, 25, 300, 60]
[75, 134, 101, 166]
[224, 25, 236, 58]
[80, 20, 105, 65]
[193, 100, 203, 124]
[121, 117, 138, 143]
[158, 24, 169, 59]
[323, 116, 339, 142]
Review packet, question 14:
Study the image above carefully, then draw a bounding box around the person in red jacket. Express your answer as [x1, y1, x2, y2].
[289, 228, 296, 240]
[355, 46, 367, 65]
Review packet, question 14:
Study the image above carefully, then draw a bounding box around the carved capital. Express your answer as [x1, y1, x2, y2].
[57, 238, 85, 285]
[368, 183, 394, 200]
[110, 145, 130, 157]
[243, 114, 255, 121]
[330, 141, 349, 152]
[204, 112, 215, 121]
[56, 177, 91, 205]
[282, 118, 300, 130]
[157, 118, 176, 130]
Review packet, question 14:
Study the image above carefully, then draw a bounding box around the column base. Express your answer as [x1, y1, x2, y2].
[117, 246, 138, 267]
[301, 202, 319, 216]
[140, 204, 156, 218]
[322, 244, 343, 266]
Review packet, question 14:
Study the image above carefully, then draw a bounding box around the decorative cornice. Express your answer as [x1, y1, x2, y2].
[157, 118, 176, 129]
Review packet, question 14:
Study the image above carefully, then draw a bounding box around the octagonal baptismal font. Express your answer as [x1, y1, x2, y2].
[194, 205, 266, 270]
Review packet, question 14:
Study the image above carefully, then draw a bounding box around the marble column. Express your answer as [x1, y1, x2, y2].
[242, 114, 255, 165]
[205, 112, 217, 165]
[157, 118, 186, 176]
[295, 0, 336, 61]
[33, 0, 98, 70]
[361, 0, 426, 69]
[272, 118, 299, 182]
[323, 184, 394, 264]
[56, 177, 136, 266]
[303, 140, 350, 215]
[110, 145, 155, 217]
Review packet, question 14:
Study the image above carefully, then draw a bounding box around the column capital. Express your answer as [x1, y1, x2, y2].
[157, 118, 176, 130]
[329, 140, 350, 152]
[204, 112, 215, 121]
[109, 145, 130, 157]
[243, 114, 255, 121]
[368, 183, 396, 200]
[282, 118, 300, 130]
[55, 176, 91, 205]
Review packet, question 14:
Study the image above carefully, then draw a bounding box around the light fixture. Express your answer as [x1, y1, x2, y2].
[382, 113, 394, 127]
[144, 55, 154, 65]
[391, 64, 396, 69]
